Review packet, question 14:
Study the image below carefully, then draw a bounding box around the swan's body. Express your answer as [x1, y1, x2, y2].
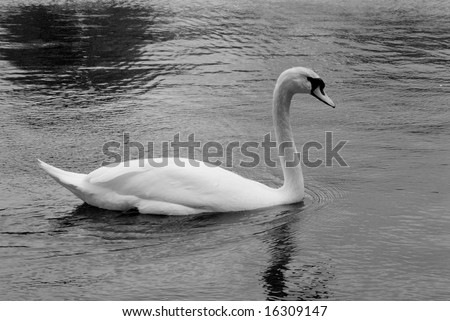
[39, 67, 335, 215]
[38, 158, 298, 215]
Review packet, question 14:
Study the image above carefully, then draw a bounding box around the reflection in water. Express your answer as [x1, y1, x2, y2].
[50, 202, 190, 239]
[262, 214, 333, 300]
[0, 2, 176, 95]
[262, 223, 294, 300]
[49, 203, 238, 243]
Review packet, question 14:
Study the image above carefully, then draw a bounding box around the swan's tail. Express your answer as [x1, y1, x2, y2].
[37, 159, 88, 201]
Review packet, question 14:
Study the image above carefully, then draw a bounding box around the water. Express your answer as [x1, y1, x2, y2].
[0, 0, 449, 300]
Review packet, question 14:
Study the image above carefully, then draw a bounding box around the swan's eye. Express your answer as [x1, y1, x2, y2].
[307, 77, 326, 95]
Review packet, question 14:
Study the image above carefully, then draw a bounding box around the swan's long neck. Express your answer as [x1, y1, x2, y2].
[273, 80, 304, 200]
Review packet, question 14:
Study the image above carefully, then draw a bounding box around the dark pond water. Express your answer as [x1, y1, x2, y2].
[0, 0, 449, 300]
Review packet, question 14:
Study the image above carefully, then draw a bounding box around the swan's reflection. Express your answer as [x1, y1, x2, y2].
[50, 203, 335, 300]
[50, 203, 188, 237]
[0, 2, 175, 95]
[262, 222, 293, 299]
[261, 208, 334, 300]
[48, 202, 234, 241]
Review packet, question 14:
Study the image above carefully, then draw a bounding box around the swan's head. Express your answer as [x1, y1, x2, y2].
[276, 67, 335, 108]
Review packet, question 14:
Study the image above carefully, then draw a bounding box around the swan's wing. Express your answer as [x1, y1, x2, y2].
[88, 159, 152, 185]
[86, 158, 272, 212]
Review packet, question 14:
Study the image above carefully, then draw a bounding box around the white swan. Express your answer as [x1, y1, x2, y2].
[39, 67, 335, 215]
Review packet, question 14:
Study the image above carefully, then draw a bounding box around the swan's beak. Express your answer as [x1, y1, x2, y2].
[312, 87, 335, 108]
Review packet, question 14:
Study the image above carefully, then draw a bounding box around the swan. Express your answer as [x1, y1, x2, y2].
[39, 67, 335, 215]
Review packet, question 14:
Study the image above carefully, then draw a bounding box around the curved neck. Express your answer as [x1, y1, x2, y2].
[273, 82, 304, 199]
